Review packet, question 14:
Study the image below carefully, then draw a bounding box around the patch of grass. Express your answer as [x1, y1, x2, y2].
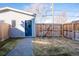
[0, 39, 11, 48]
[0, 39, 18, 56]
[33, 45, 73, 56]
[47, 46, 73, 56]
[33, 37, 77, 56]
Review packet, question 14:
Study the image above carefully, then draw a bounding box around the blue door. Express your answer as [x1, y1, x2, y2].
[25, 20, 32, 36]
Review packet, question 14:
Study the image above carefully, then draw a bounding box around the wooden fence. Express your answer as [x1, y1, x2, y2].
[36, 23, 79, 40]
[63, 23, 79, 40]
[36, 24, 62, 37]
[0, 23, 10, 41]
[63, 23, 74, 39]
[74, 23, 79, 40]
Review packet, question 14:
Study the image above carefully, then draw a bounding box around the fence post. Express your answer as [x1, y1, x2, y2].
[61, 24, 64, 38]
[71, 23, 75, 40]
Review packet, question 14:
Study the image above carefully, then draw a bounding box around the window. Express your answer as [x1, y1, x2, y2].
[12, 20, 16, 27]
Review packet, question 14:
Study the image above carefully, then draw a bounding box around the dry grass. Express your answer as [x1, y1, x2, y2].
[32, 37, 79, 56]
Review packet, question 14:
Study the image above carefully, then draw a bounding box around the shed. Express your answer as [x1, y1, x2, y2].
[0, 7, 36, 41]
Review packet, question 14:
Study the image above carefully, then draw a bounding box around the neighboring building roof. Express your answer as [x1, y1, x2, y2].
[72, 20, 79, 23]
[0, 7, 36, 17]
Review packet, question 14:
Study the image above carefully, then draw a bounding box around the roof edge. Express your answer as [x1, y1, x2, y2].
[0, 7, 36, 17]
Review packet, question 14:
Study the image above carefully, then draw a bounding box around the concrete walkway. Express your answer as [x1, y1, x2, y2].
[6, 38, 33, 56]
